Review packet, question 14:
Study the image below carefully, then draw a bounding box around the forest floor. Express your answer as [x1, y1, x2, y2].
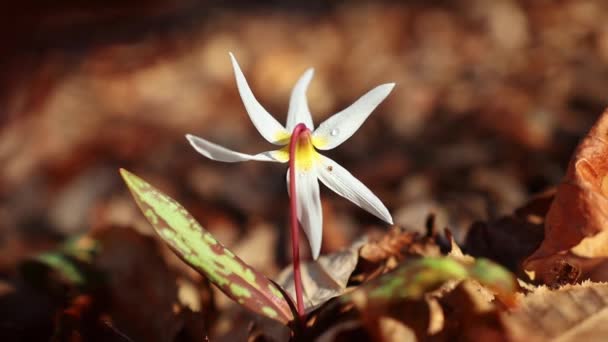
[2, 1, 608, 341]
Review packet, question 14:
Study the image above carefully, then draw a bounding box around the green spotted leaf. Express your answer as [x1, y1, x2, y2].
[120, 169, 293, 323]
[342, 257, 516, 305]
[20, 236, 102, 289]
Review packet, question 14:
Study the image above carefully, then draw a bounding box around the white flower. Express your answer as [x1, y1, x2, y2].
[186, 53, 394, 259]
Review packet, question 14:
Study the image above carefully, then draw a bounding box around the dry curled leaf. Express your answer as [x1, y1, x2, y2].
[525, 109, 608, 285]
[435, 280, 507, 342]
[276, 239, 363, 311]
[503, 281, 608, 342]
[446, 229, 474, 264]
[376, 317, 417, 342]
[355, 226, 442, 283]
[333, 257, 516, 341]
[359, 227, 417, 263]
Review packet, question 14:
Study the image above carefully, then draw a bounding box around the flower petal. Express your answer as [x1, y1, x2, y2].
[229, 53, 289, 144]
[317, 154, 393, 224]
[286, 68, 315, 131]
[312, 83, 394, 150]
[286, 167, 323, 259]
[186, 134, 288, 163]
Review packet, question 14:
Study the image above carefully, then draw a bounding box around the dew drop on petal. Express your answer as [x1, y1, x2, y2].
[330, 128, 339, 136]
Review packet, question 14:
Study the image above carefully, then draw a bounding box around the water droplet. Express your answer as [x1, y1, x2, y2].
[330, 128, 339, 136]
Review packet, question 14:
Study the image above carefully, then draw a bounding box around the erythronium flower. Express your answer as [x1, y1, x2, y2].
[186, 53, 394, 260]
[188, 54, 394, 315]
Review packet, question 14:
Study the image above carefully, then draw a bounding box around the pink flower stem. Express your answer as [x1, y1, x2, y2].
[289, 123, 308, 317]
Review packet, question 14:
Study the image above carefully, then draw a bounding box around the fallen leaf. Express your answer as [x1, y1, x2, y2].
[446, 229, 474, 264]
[333, 257, 515, 341]
[120, 169, 293, 324]
[92, 226, 205, 342]
[377, 317, 417, 342]
[354, 226, 442, 284]
[426, 297, 444, 335]
[503, 281, 608, 342]
[525, 109, 608, 285]
[359, 227, 417, 263]
[315, 321, 371, 342]
[276, 239, 364, 311]
[52, 294, 140, 342]
[435, 280, 508, 342]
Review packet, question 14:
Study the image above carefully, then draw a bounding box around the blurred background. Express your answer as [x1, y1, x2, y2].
[1, 0, 608, 339]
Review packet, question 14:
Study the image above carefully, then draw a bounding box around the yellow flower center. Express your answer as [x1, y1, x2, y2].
[274, 131, 291, 145]
[294, 130, 318, 171]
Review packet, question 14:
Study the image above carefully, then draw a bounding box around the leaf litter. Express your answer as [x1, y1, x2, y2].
[5, 2, 608, 341]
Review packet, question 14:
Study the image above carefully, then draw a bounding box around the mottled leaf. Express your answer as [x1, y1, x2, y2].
[343, 257, 516, 305]
[21, 236, 101, 287]
[119, 169, 293, 324]
[35, 254, 86, 285]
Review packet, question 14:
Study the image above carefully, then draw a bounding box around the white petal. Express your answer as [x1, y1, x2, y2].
[186, 134, 287, 163]
[312, 83, 394, 150]
[286, 68, 315, 131]
[286, 167, 323, 259]
[317, 155, 393, 224]
[229, 53, 289, 144]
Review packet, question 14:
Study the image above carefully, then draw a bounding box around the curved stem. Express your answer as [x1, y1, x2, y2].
[289, 123, 308, 317]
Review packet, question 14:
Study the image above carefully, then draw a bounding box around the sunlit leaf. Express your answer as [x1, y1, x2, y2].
[342, 257, 516, 305]
[503, 281, 608, 341]
[119, 169, 293, 323]
[525, 109, 608, 285]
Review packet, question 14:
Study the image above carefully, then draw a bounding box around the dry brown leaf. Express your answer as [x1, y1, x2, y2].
[436, 280, 506, 341]
[377, 317, 417, 342]
[503, 281, 608, 342]
[91, 226, 207, 342]
[344, 255, 516, 341]
[355, 226, 442, 284]
[276, 239, 364, 311]
[525, 109, 608, 285]
[426, 297, 444, 335]
[353, 296, 431, 341]
[315, 321, 371, 342]
[359, 227, 417, 263]
[446, 229, 475, 264]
